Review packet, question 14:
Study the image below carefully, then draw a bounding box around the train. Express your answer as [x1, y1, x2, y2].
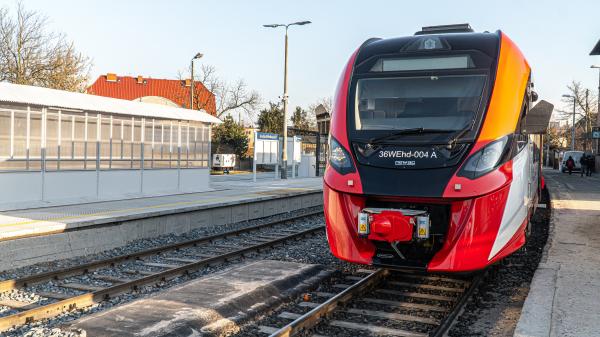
[323, 24, 551, 272]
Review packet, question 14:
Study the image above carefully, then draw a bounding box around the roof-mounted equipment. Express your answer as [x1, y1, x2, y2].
[415, 23, 474, 35]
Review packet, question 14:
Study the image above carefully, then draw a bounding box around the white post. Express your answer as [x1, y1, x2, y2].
[207, 124, 212, 169]
[291, 137, 296, 179]
[96, 113, 101, 198]
[41, 108, 47, 201]
[253, 131, 257, 183]
[140, 118, 145, 194]
[26, 107, 30, 170]
[177, 121, 181, 190]
[71, 115, 75, 160]
[275, 136, 280, 179]
[57, 110, 61, 170]
[9, 110, 14, 159]
[84, 113, 88, 169]
[131, 117, 135, 168]
[109, 115, 113, 168]
[151, 119, 155, 168]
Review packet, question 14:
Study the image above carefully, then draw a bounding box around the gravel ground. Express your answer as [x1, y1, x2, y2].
[1, 208, 326, 337]
[448, 188, 551, 337]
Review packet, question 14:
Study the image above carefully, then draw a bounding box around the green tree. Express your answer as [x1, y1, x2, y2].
[257, 102, 284, 134]
[290, 106, 316, 131]
[212, 115, 249, 159]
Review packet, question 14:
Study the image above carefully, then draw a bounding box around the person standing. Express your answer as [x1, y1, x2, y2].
[566, 156, 575, 175]
[580, 155, 587, 177]
[586, 154, 594, 176]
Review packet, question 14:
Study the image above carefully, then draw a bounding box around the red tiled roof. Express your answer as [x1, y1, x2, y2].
[86, 74, 217, 116]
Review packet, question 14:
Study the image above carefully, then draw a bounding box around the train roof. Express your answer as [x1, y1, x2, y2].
[356, 29, 501, 65]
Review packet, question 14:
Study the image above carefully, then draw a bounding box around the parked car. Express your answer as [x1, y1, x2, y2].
[561, 150, 584, 172]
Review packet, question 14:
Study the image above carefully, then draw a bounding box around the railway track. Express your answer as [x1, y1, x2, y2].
[262, 268, 482, 337]
[0, 210, 324, 332]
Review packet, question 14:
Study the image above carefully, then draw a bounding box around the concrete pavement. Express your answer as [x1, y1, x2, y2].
[515, 168, 600, 337]
[70, 260, 326, 337]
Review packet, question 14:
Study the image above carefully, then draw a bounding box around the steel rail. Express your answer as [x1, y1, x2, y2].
[268, 268, 389, 337]
[0, 225, 324, 331]
[268, 269, 481, 337]
[430, 271, 485, 337]
[0, 209, 322, 292]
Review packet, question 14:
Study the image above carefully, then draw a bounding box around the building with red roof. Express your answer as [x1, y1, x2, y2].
[87, 73, 217, 116]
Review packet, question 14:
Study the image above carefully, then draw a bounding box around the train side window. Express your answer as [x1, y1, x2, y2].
[514, 90, 529, 152]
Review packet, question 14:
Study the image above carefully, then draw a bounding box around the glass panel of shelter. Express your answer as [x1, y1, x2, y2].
[0, 106, 210, 172]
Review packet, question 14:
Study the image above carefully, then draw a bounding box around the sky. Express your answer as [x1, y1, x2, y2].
[2, 0, 600, 124]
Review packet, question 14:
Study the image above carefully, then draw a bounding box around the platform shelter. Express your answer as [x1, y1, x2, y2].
[0, 82, 221, 211]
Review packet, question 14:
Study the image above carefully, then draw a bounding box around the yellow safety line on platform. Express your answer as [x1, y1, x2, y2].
[0, 187, 316, 228]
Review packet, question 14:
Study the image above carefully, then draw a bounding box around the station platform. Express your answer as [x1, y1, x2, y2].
[515, 169, 600, 337]
[69, 260, 326, 337]
[0, 177, 323, 271]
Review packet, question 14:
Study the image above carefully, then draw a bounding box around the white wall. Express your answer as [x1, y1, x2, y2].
[45, 171, 96, 202]
[0, 172, 42, 206]
[99, 170, 140, 198]
[0, 168, 210, 211]
[143, 169, 178, 195]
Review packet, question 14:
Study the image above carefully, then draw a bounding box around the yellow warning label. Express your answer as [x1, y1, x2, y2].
[419, 228, 426, 236]
[359, 224, 367, 232]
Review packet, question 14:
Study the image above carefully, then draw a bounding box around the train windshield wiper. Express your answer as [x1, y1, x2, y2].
[369, 127, 453, 144]
[446, 122, 474, 148]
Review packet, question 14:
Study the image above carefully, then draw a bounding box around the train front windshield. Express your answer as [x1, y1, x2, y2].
[355, 74, 486, 131]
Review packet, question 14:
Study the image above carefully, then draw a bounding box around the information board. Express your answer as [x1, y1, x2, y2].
[255, 132, 279, 165]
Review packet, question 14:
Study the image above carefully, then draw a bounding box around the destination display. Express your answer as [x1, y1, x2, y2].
[353, 143, 469, 169]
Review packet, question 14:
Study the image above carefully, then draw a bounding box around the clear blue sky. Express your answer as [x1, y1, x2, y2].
[3, 0, 600, 123]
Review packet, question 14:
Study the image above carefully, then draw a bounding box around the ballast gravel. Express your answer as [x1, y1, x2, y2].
[448, 189, 551, 337]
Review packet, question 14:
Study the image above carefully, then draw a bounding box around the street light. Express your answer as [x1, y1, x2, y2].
[190, 52, 204, 110]
[263, 20, 311, 179]
[563, 94, 576, 150]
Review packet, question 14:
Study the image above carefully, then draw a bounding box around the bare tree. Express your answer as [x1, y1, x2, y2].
[557, 81, 598, 151]
[307, 97, 333, 115]
[0, 2, 91, 92]
[180, 64, 261, 120]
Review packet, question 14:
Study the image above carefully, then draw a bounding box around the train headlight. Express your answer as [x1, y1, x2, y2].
[329, 137, 356, 175]
[459, 136, 511, 179]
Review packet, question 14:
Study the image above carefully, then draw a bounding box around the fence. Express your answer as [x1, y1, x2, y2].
[0, 106, 211, 172]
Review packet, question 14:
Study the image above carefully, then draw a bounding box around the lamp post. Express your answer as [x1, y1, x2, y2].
[190, 52, 204, 110]
[592, 65, 600, 153]
[263, 21, 311, 179]
[563, 94, 576, 150]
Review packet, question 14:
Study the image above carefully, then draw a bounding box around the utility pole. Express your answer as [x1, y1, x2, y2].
[190, 53, 203, 110]
[563, 94, 576, 150]
[572, 98, 576, 151]
[263, 21, 311, 179]
[585, 89, 590, 152]
[281, 27, 289, 179]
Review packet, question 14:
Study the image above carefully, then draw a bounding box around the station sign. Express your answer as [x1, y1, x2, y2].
[256, 132, 279, 141]
[254, 132, 279, 165]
